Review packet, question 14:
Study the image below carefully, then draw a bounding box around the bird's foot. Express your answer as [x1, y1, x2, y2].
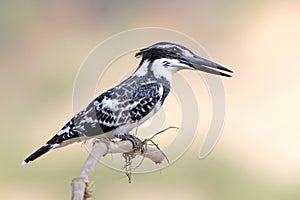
[114, 133, 142, 152]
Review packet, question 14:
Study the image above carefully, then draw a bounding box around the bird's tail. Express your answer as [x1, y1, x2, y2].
[22, 117, 82, 166]
[22, 143, 58, 166]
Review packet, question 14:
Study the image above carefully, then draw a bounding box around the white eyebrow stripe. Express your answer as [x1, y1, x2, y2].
[157, 44, 175, 49]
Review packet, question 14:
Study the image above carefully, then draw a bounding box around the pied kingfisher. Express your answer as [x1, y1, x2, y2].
[22, 42, 232, 165]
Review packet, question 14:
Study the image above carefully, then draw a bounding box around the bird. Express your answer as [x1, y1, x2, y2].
[22, 42, 233, 165]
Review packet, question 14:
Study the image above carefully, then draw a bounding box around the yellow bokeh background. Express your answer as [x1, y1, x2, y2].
[1, 1, 300, 199]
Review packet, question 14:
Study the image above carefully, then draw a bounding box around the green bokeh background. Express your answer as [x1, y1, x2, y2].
[1, 1, 300, 199]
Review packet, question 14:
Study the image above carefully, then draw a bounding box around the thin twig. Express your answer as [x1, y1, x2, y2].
[147, 126, 180, 141]
[132, 126, 180, 171]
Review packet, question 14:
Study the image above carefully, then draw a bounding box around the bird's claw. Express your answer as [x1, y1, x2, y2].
[115, 134, 142, 152]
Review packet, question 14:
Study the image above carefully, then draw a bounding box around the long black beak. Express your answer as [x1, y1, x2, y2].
[187, 56, 233, 77]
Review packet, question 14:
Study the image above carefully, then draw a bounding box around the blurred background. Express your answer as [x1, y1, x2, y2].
[1, 0, 300, 199]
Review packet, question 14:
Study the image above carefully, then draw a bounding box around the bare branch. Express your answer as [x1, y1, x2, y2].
[71, 139, 166, 200]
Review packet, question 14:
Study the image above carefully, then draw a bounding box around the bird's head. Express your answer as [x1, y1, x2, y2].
[135, 42, 233, 77]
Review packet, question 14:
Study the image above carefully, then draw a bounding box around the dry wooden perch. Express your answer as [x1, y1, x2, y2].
[71, 138, 166, 200]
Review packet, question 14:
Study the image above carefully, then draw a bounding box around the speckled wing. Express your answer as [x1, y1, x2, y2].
[40, 82, 166, 146]
[78, 82, 165, 137]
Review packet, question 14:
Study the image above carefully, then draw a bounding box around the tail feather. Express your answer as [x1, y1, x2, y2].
[22, 144, 55, 166]
[22, 118, 80, 166]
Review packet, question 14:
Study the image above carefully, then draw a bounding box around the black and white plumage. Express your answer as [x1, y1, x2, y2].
[22, 42, 232, 165]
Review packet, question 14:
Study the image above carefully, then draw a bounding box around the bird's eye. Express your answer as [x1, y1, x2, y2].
[170, 47, 181, 55]
[171, 47, 178, 52]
